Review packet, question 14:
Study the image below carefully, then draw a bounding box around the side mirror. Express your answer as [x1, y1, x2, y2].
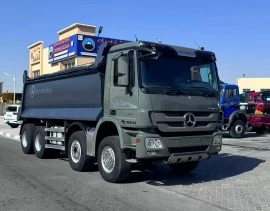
[115, 54, 130, 86]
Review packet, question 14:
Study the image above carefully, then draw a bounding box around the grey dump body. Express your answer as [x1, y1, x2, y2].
[19, 40, 222, 180]
[20, 67, 104, 121]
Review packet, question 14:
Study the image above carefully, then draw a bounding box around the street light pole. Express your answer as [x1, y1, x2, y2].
[13, 75, 16, 104]
[3, 73, 16, 104]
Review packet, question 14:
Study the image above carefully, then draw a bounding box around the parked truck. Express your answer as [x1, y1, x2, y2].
[18, 40, 223, 183]
[240, 91, 270, 134]
[219, 84, 248, 138]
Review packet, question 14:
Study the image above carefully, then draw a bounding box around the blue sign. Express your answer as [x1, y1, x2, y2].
[77, 34, 128, 57]
[48, 35, 78, 63]
[48, 34, 128, 63]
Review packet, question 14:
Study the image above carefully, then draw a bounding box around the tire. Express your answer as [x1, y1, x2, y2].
[229, 120, 246, 138]
[9, 124, 19, 128]
[68, 131, 94, 172]
[97, 136, 131, 183]
[20, 123, 35, 154]
[33, 126, 52, 159]
[169, 161, 199, 174]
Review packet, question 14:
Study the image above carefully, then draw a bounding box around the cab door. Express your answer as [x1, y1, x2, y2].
[109, 49, 139, 127]
[222, 87, 240, 119]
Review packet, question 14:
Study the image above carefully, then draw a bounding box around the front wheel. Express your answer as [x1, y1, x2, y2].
[229, 120, 246, 138]
[169, 161, 199, 174]
[97, 136, 131, 183]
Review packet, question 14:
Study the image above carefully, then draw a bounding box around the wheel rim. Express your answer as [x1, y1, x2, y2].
[235, 124, 243, 134]
[35, 134, 41, 152]
[101, 146, 116, 173]
[22, 131, 28, 148]
[71, 140, 81, 164]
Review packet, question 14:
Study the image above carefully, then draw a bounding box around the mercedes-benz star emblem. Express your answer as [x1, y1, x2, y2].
[30, 86, 35, 98]
[183, 112, 196, 127]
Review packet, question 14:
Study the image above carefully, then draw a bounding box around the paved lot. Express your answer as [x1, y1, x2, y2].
[1, 118, 270, 211]
[161, 134, 270, 211]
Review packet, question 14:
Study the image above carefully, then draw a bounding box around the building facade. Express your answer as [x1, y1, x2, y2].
[28, 23, 127, 78]
[237, 77, 270, 93]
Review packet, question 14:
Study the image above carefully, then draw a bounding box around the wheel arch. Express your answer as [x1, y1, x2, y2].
[19, 119, 41, 136]
[94, 117, 124, 157]
[65, 122, 87, 154]
[229, 110, 248, 125]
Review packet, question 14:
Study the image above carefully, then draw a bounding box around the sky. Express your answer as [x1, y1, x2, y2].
[0, 0, 270, 92]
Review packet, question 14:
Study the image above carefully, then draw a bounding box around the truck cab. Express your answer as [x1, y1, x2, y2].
[244, 91, 270, 133]
[220, 84, 248, 138]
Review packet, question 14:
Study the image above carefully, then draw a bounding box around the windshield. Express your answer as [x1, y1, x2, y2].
[6, 106, 18, 112]
[139, 54, 219, 94]
[224, 88, 238, 101]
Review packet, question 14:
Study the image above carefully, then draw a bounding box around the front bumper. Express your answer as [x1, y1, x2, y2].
[166, 151, 210, 164]
[135, 131, 222, 163]
[4, 119, 17, 123]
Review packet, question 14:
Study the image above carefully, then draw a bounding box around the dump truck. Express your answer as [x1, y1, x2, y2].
[219, 84, 248, 138]
[19, 40, 223, 183]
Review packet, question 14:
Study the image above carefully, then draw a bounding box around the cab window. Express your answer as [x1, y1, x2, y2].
[225, 88, 237, 100]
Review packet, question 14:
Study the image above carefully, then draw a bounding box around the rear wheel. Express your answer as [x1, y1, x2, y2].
[21, 123, 35, 154]
[169, 161, 199, 174]
[68, 131, 94, 172]
[229, 120, 246, 138]
[33, 126, 52, 159]
[97, 136, 131, 183]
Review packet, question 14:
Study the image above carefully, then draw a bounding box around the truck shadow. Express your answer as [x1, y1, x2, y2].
[128, 153, 265, 185]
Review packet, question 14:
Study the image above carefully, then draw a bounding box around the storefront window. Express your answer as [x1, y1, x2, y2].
[261, 89, 270, 92]
[64, 62, 75, 69]
[243, 89, 250, 93]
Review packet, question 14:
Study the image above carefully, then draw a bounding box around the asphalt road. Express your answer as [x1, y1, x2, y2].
[0, 136, 224, 211]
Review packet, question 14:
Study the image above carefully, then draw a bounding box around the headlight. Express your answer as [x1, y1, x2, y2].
[145, 138, 164, 150]
[213, 134, 222, 145]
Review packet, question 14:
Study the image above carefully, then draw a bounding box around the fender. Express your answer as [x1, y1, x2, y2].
[94, 116, 124, 144]
[66, 121, 87, 133]
[87, 117, 125, 157]
[229, 110, 248, 125]
[66, 122, 94, 156]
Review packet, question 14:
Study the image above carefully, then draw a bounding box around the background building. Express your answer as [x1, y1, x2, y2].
[0, 92, 22, 104]
[237, 77, 270, 93]
[28, 23, 127, 78]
